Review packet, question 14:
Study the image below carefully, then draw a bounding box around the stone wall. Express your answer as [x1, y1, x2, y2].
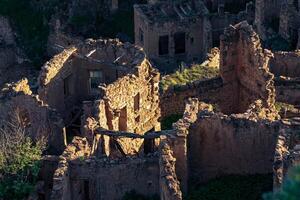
[50, 136, 161, 200]
[270, 51, 300, 78]
[220, 21, 276, 115]
[51, 137, 91, 200]
[160, 77, 223, 119]
[0, 79, 66, 154]
[254, 0, 282, 39]
[275, 78, 300, 105]
[187, 110, 282, 184]
[67, 155, 159, 200]
[159, 141, 182, 200]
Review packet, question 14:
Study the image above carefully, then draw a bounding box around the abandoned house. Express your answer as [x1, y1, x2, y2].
[134, 0, 212, 72]
[38, 39, 161, 141]
[134, 0, 255, 72]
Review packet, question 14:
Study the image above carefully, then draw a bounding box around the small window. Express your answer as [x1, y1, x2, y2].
[89, 70, 103, 94]
[174, 32, 186, 54]
[139, 28, 144, 45]
[159, 35, 169, 55]
[134, 93, 140, 112]
[64, 75, 72, 96]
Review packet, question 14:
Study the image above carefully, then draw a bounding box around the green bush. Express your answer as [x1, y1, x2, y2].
[0, 137, 44, 200]
[161, 114, 183, 130]
[263, 166, 300, 200]
[0, 112, 45, 200]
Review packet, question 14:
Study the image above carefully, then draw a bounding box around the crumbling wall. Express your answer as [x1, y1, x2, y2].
[160, 77, 223, 118]
[38, 47, 77, 121]
[270, 51, 300, 78]
[0, 79, 66, 154]
[275, 78, 300, 105]
[51, 137, 91, 200]
[83, 59, 161, 155]
[168, 98, 210, 193]
[159, 141, 182, 200]
[187, 109, 282, 184]
[66, 155, 159, 200]
[220, 21, 276, 116]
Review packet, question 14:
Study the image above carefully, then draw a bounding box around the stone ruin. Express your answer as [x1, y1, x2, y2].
[134, 0, 255, 72]
[13, 21, 298, 200]
[0, 1, 300, 197]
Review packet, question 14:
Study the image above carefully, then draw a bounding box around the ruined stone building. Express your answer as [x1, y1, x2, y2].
[38, 39, 161, 141]
[19, 21, 299, 200]
[255, 0, 300, 49]
[134, 0, 212, 72]
[134, 0, 255, 72]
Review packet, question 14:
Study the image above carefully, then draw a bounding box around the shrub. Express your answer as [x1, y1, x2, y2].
[263, 166, 300, 200]
[0, 112, 45, 200]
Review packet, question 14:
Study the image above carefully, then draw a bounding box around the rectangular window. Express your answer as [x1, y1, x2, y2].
[134, 93, 140, 112]
[174, 32, 186, 54]
[119, 106, 127, 131]
[139, 28, 144, 45]
[89, 70, 103, 94]
[159, 35, 169, 55]
[63, 75, 72, 96]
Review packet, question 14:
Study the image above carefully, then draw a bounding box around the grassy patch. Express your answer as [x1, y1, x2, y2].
[161, 114, 183, 130]
[186, 174, 273, 200]
[161, 65, 219, 91]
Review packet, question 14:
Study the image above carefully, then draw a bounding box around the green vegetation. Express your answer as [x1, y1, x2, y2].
[122, 190, 159, 200]
[0, 0, 63, 67]
[275, 102, 295, 112]
[186, 174, 273, 200]
[160, 65, 219, 91]
[0, 113, 45, 200]
[161, 114, 183, 130]
[264, 166, 300, 200]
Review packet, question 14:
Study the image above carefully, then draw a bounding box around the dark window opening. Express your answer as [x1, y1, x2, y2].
[134, 93, 140, 112]
[64, 75, 72, 96]
[119, 106, 127, 131]
[144, 138, 155, 154]
[159, 35, 169, 55]
[290, 28, 299, 50]
[174, 32, 186, 54]
[89, 70, 103, 94]
[190, 37, 194, 44]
